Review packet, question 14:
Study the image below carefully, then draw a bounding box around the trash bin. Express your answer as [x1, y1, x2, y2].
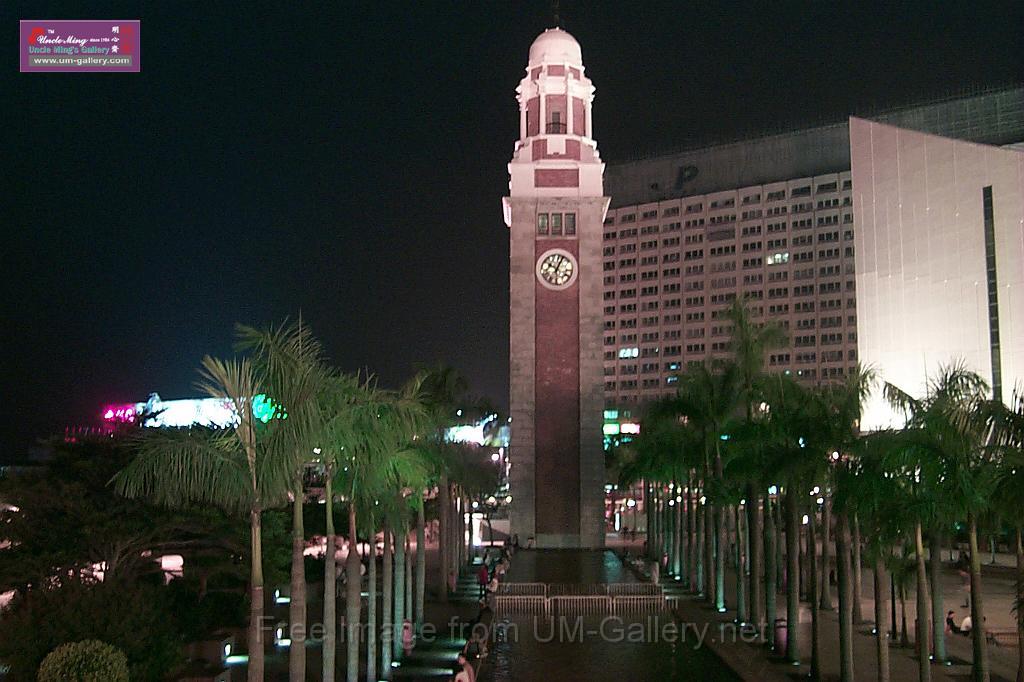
[774, 618, 787, 657]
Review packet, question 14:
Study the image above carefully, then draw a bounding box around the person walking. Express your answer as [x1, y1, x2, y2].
[477, 564, 489, 599]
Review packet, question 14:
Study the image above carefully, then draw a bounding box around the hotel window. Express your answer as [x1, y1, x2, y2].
[565, 213, 576, 235]
[537, 213, 549, 235]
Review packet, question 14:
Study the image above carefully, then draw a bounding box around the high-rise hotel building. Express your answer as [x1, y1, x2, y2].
[599, 87, 1024, 411]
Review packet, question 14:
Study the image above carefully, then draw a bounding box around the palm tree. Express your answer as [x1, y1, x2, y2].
[985, 386, 1024, 681]
[115, 356, 293, 682]
[757, 374, 825, 668]
[417, 364, 470, 600]
[726, 299, 788, 632]
[235, 319, 331, 682]
[653, 363, 741, 611]
[333, 377, 430, 682]
[819, 365, 876, 682]
[886, 362, 993, 682]
[843, 432, 906, 682]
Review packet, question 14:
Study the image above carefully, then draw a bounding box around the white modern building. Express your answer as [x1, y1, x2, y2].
[850, 118, 1024, 429]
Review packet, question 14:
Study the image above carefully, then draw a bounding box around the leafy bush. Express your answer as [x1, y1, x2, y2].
[0, 579, 182, 681]
[37, 640, 129, 682]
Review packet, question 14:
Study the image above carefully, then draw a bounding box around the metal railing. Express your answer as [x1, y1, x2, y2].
[607, 582, 661, 596]
[493, 582, 671, 616]
[496, 582, 547, 596]
[611, 595, 668, 614]
[493, 594, 549, 615]
[550, 595, 613, 616]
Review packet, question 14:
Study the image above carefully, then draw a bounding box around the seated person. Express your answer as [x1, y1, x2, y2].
[946, 610, 961, 634]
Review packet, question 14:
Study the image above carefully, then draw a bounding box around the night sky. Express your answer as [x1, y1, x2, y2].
[3, 1, 1021, 460]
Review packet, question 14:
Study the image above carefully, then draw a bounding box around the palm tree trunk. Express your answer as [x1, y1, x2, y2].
[645, 483, 653, 558]
[673, 487, 683, 578]
[748, 486, 764, 635]
[800, 512, 809, 601]
[696, 494, 706, 594]
[323, 476, 337, 682]
[929, 532, 947, 664]
[289, 490, 307, 681]
[659, 488, 667, 565]
[663, 488, 672, 571]
[346, 503, 361, 682]
[682, 480, 691, 587]
[900, 583, 909, 647]
[785, 489, 801, 664]
[248, 508, 265, 682]
[381, 527, 393, 678]
[457, 493, 467, 567]
[809, 505, 821, 681]
[735, 504, 748, 623]
[393, 524, 406, 659]
[715, 444, 727, 612]
[968, 513, 991, 682]
[820, 497, 833, 610]
[1014, 526, 1023, 682]
[439, 474, 450, 602]
[451, 491, 461, 576]
[415, 496, 426, 630]
[765, 494, 778, 649]
[707, 497, 717, 606]
[366, 518, 377, 682]
[836, 511, 854, 682]
[853, 515, 865, 625]
[649, 485, 657, 560]
[686, 475, 696, 589]
[405, 533, 413, 623]
[874, 554, 891, 682]
[914, 522, 932, 682]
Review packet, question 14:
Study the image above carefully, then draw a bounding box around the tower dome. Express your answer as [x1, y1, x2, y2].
[528, 27, 582, 66]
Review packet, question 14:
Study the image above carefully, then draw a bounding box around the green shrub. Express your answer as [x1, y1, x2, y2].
[0, 580, 181, 681]
[37, 640, 129, 682]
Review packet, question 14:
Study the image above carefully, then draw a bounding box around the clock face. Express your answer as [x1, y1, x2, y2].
[536, 249, 577, 289]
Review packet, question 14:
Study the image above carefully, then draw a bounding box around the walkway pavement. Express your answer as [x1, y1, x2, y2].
[480, 548, 742, 682]
[626, 532, 1021, 682]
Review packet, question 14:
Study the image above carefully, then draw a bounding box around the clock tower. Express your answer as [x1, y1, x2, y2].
[503, 28, 608, 549]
